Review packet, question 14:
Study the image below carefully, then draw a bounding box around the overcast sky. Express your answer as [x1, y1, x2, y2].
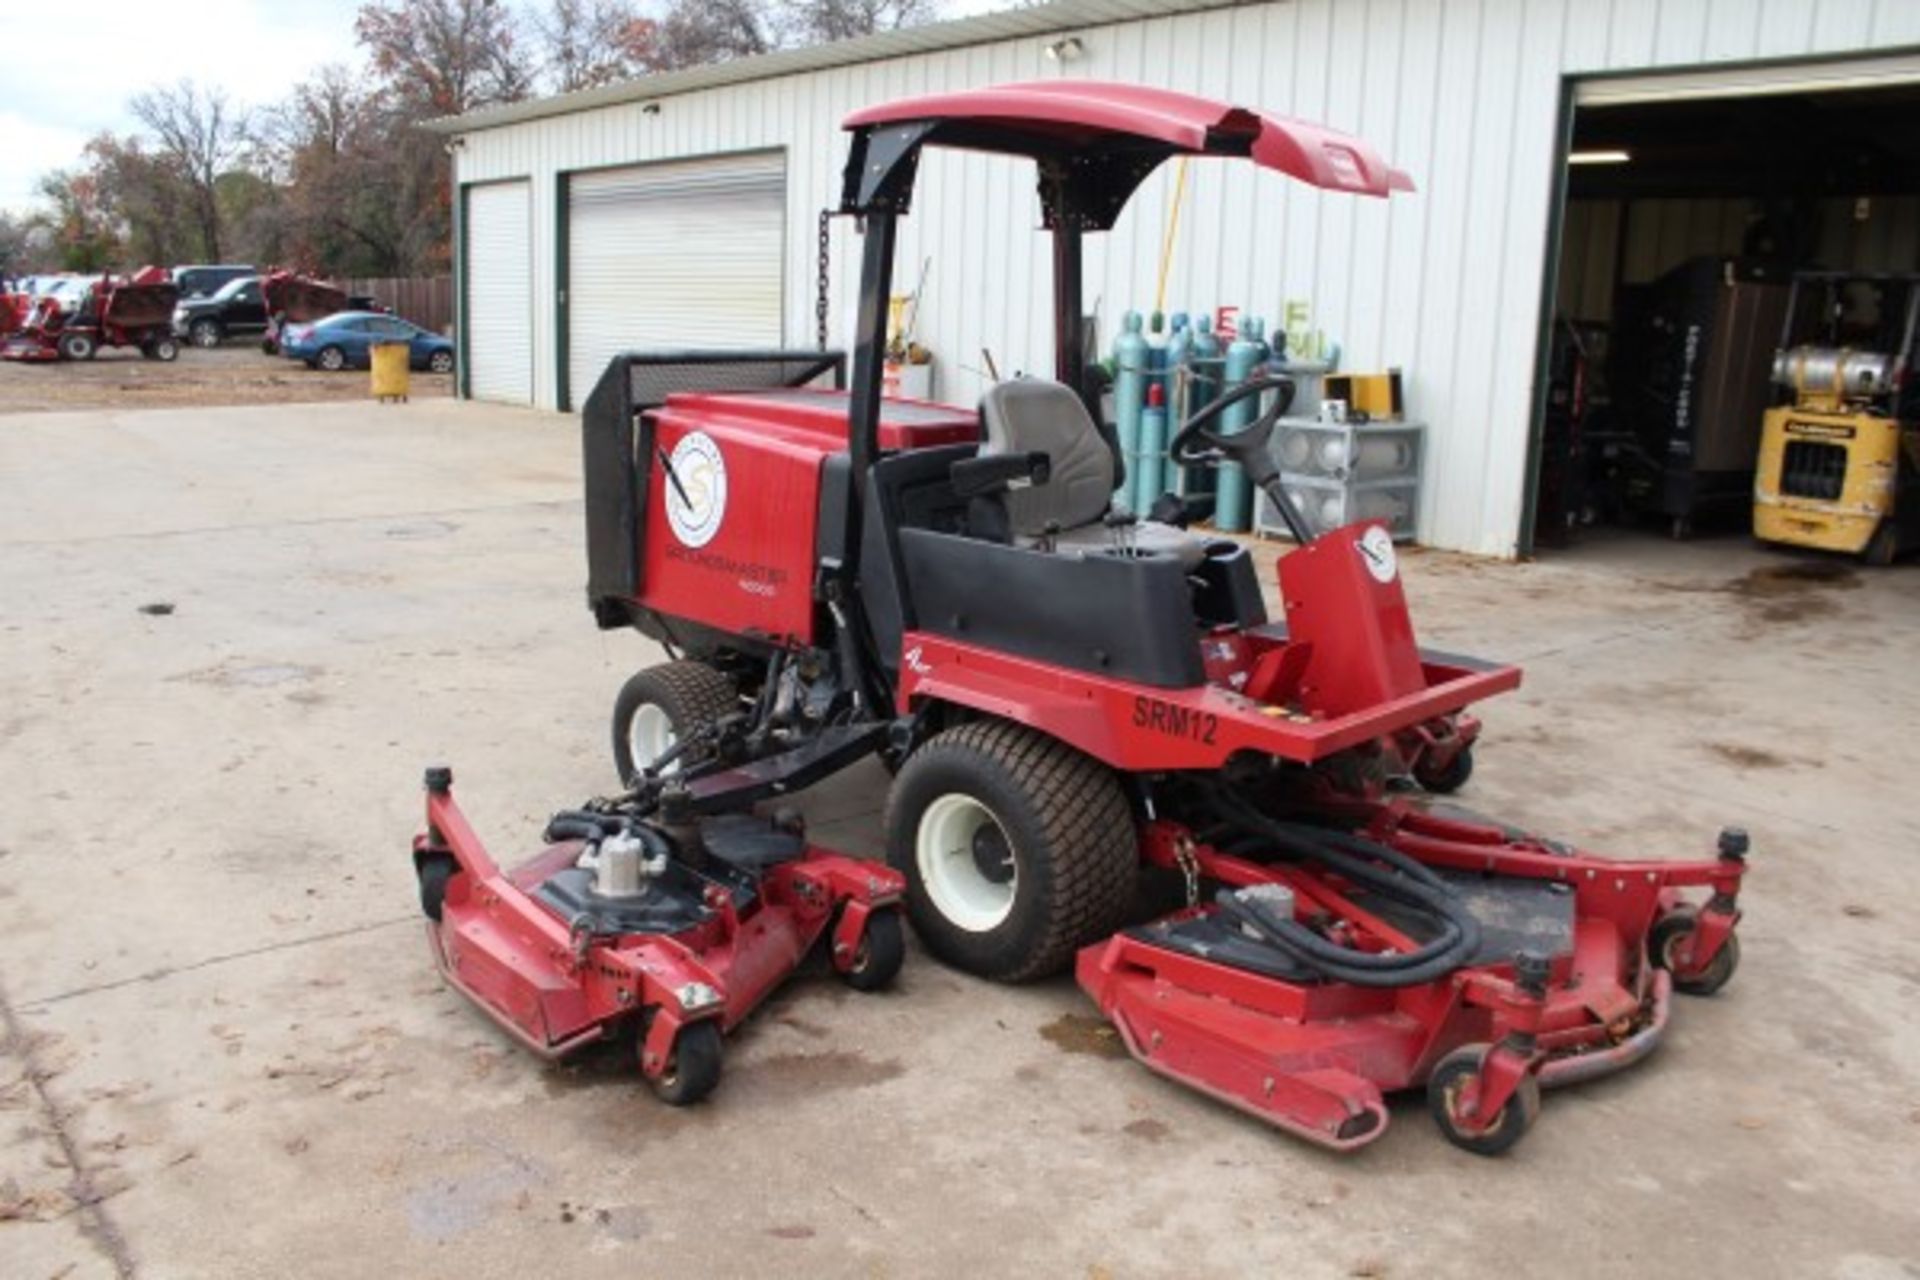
[0, 0, 366, 215]
[0, 0, 1003, 219]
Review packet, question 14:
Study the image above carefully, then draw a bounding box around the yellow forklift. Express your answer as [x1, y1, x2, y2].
[1754, 271, 1920, 566]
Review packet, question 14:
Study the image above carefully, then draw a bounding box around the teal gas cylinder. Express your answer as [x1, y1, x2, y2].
[1112, 311, 1148, 506]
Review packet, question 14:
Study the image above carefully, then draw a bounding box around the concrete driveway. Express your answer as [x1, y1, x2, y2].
[2, 399, 1916, 1279]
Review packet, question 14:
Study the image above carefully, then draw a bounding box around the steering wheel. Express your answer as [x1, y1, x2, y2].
[1168, 374, 1316, 543]
[1170, 374, 1296, 469]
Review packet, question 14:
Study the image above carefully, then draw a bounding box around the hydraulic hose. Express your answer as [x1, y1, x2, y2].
[1206, 789, 1482, 988]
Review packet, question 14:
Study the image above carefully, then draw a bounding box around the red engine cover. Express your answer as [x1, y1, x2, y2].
[638, 389, 976, 646]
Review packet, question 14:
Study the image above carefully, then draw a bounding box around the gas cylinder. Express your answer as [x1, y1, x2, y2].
[1166, 313, 1193, 409]
[1183, 315, 1222, 496]
[1146, 311, 1170, 430]
[1134, 382, 1169, 516]
[1112, 311, 1148, 506]
[1215, 318, 1264, 532]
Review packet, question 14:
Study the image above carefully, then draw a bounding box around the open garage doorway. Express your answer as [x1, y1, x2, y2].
[1529, 58, 1920, 564]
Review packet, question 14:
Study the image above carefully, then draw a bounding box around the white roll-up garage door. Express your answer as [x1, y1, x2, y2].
[566, 152, 785, 408]
[465, 181, 533, 404]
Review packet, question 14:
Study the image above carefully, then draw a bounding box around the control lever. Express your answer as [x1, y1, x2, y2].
[1104, 505, 1139, 556]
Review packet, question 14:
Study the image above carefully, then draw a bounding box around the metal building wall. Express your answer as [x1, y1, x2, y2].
[452, 0, 1920, 556]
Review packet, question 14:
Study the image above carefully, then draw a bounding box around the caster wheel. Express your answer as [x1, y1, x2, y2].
[1650, 913, 1739, 996]
[1414, 745, 1474, 794]
[1427, 1044, 1540, 1156]
[417, 853, 455, 922]
[647, 1019, 723, 1106]
[839, 909, 906, 992]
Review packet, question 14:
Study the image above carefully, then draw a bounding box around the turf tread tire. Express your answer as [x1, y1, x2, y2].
[886, 719, 1136, 983]
[611, 660, 737, 784]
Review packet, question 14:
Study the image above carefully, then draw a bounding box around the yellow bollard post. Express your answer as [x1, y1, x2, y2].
[370, 341, 411, 403]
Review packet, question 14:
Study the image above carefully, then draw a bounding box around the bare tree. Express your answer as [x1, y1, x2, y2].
[356, 0, 535, 115]
[533, 0, 658, 91]
[651, 0, 773, 70]
[784, 0, 939, 44]
[129, 80, 249, 261]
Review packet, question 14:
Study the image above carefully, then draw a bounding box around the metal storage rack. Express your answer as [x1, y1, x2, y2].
[1255, 416, 1426, 542]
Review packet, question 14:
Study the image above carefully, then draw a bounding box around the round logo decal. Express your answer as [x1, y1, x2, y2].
[1357, 524, 1398, 584]
[664, 431, 727, 548]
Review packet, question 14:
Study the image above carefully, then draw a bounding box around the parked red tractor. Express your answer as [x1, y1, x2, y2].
[417, 82, 1745, 1153]
[1, 268, 181, 363]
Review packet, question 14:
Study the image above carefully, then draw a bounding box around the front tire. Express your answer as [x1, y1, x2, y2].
[149, 336, 180, 362]
[57, 332, 96, 361]
[427, 349, 454, 374]
[315, 345, 347, 372]
[611, 660, 738, 785]
[885, 720, 1137, 982]
[189, 319, 222, 348]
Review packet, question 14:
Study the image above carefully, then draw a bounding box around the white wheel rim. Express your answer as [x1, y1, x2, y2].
[916, 793, 1016, 932]
[627, 703, 678, 775]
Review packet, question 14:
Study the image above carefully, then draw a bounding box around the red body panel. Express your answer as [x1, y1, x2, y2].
[844, 80, 1413, 197]
[1277, 530, 1426, 716]
[639, 390, 976, 645]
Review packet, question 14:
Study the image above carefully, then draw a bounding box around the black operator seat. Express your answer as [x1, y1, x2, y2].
[975, 379, 1207, 569]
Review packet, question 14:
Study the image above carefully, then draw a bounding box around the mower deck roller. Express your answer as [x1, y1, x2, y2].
[419, 80, 1747, 1154]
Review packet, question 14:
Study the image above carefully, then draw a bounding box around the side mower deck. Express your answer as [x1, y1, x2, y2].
[1079, 806, 1745, 1153]
[413, 768, 905, 1103]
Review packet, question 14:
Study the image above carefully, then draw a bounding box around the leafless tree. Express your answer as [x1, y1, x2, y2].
[533, 0, 658, 91]
[784, 0, 939, 44]
[129, 80, 248, 261]
[650, 0, 773, 70]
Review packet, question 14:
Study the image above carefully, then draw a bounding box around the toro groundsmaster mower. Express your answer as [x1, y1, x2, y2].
[1, 267, 181, 363]
[417, 82, 1747, 1152]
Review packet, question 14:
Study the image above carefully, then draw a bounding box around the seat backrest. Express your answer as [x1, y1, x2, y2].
[978, 379, 1114, 537]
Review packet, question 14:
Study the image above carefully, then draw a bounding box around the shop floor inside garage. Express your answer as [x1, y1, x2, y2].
[3, 400, 1917, 1279]
[1535, 79, 1920, 564]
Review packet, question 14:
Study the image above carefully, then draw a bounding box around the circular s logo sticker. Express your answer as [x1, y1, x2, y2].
[663, 431, 727, 548]
[1357, 524, 1398, 584]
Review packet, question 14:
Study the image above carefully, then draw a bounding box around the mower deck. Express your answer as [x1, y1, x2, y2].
[1078, 805, 1744, 1153]
[414, 769, 905, 1102]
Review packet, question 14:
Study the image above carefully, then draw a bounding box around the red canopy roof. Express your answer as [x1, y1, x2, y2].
[844, 80, 1413, 198]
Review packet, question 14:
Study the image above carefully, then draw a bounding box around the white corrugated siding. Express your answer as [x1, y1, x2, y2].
[453, 0, 1920, 556]
[566, 152, 786, 404]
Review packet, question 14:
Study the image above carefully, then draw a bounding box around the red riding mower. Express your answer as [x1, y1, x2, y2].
[0, 268, 181, 363]
[417, 83, 1745, 1151]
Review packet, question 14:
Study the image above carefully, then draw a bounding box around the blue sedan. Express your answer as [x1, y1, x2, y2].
[280, 312, 455, 373]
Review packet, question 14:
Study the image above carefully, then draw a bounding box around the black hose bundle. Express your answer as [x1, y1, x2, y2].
[1208, 789, 1482, 988]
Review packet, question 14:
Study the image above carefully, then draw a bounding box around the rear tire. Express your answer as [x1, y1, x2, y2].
[611, 660, 738, 785]
[885, 720, 1137, 982]
[150, 336, 180, 362]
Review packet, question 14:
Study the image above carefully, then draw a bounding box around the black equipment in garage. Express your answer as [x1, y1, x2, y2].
[1605, 257, 1791, 538]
